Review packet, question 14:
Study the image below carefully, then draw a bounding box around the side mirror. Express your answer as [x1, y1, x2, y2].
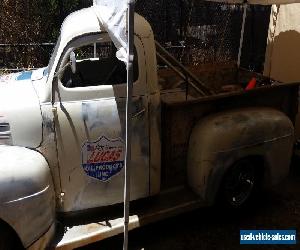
[70, 51, 76, 74]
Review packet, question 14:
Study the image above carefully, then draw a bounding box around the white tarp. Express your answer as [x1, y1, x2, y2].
[206, 0, 300, 4]
[263, 4, 300, 137]
[264, 4, 300, 82]
[94, 0, 128, 61]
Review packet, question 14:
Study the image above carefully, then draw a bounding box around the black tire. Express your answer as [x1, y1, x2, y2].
[0, 223, 23, 250]
[219, 158, 261, 208]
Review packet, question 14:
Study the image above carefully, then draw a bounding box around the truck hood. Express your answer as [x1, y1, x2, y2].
[0, 70, 44, 148]
[0, 67, 48, 84]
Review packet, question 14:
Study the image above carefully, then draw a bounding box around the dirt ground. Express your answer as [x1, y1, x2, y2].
[79, 157, 300, 250]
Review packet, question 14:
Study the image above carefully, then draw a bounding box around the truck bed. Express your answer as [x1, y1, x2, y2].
[159, 64, 299, 188]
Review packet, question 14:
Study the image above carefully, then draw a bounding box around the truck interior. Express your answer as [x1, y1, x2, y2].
[60, 41, 139, 88]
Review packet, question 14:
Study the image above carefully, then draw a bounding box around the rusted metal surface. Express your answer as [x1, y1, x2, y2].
[161, 79, 299, 188]
[187, 107, 294, 202]
[38, 104, 64, 209]
[156, 41, 214, 96]
[148, 92, 162, 196]
[28, 223, 56, 250]
[158, 62, 237, 93]
[159, 63, 283, 95]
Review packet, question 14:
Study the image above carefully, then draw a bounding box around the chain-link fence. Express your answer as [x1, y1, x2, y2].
[136, 1, 270, 72]
[0, 0, 270, 73]
[0, 0, 92, 72]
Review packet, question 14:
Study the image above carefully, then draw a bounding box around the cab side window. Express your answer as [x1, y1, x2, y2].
[61, 41, 139, 88]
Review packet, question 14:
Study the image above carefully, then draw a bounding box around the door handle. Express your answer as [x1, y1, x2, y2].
[132, 108, 146, 119]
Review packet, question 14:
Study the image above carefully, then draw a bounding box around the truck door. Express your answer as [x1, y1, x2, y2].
[53, 33, 150, 212]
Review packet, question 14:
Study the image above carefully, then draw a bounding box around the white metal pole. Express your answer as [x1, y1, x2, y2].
[93, 0, 96, 56]
[123, 0, 135, 249]
[94, 43, 97, 58]
[237, 2, 247, 68]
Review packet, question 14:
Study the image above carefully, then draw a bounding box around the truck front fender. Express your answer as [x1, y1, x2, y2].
[0, 146, 55, 248]
[187, 108, 294, 204]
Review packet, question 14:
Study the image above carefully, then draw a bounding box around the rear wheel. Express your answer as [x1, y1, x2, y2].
[0, 223, 23, 250]
[220, 158, 261, 208]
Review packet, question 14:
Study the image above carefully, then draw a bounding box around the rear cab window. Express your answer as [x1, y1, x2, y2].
[61, 40, 139, 88]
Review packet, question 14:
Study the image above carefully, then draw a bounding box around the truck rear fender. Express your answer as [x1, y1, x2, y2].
[187, 108, 294, 204]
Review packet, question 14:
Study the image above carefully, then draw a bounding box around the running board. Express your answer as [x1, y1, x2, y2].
[53, 187, 205, 249]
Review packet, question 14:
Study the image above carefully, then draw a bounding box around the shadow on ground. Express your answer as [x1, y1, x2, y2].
[79, 156, 300, 250]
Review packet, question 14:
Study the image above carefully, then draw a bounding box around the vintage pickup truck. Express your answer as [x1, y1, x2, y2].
[0, 5, 298, 250]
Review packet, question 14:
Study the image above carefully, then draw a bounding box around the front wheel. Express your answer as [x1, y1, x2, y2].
[219, 159, 261, 208]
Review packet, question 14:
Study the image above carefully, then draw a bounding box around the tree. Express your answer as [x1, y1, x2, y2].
[0, 0, 92, 68]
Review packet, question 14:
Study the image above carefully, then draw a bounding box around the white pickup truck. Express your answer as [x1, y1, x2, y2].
[0, 6, 298, 250]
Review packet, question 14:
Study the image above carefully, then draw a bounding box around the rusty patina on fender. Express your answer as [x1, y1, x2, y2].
[187, 107, 294, 203]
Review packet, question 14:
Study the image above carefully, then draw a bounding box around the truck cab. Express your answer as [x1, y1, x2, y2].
[43, 10, 160, 212]
[0, 8, 161, 249]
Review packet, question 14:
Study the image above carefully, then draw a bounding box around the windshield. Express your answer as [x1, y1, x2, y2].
[47, 35, 61, 80]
